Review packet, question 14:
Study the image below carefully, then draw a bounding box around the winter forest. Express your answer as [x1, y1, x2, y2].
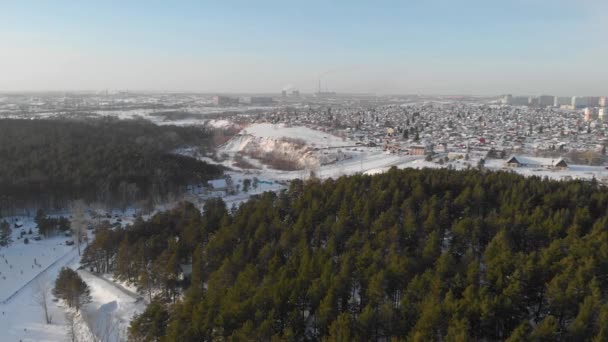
[82, 168, 608, 341]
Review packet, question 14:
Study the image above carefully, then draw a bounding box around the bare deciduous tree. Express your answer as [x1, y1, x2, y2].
[33, 274, 52, 324]
[69, 200, 88, 256]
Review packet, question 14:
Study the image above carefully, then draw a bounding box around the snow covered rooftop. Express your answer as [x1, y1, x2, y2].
[506, 155, 568, 168]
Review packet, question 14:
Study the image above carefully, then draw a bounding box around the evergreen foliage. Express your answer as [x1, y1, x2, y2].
[0, 118, 222, 209]
[83, 168, 608, 340]
[53, 267, 91, 311]
[35, 209, 70, 237]
[128, 301, 169, 342]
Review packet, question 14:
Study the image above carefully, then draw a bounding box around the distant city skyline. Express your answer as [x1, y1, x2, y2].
[1, 1, 607, 95]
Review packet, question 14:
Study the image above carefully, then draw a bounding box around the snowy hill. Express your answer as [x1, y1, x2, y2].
[219, 123, 353, 170]
[241, 123, 350, 147]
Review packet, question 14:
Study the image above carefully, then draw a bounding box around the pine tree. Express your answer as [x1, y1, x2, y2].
[128, 301, 169, 342]
[53, 267, 91, 311]
[139, 267, 156, 303]
[530, 315, 559, 341]
[326, 312, 353, 342]
[115, 237, 132, 282]
[77, 169, 608, 340]
[243, 178, 251, 193]
[191, 244, 205, 287]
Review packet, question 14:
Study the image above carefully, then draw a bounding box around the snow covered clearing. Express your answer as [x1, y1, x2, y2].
[0, 210, 144, 342]
[86, 106, 275, 126]
[363, 155, 608, 182]
[237, 150, 424, 181]
[0, 244, 82, 342]
[0, 216, 74, 302]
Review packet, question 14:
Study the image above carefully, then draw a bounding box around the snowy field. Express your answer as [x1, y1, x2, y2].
[0, 211, 143, 342]
[485, 159, 608, 181]
[364, 155, 608, 182]
[0, 244, 81, 342]
[0, 216, 74, 302]
[0, 105, 276, 128]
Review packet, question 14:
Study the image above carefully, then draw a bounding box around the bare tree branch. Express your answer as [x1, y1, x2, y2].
[32, 274, 53, 324]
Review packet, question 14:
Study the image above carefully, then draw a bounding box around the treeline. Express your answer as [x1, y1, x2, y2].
[0, 117, 222, 210]
[82, 198, 227, 304]
[35, 209, 70, 237]
[84, 168, 608, 341]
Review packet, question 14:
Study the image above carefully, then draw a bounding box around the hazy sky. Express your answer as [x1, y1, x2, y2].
[1, 0, 607, 95]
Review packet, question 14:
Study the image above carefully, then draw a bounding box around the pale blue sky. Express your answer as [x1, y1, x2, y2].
[1, 1, 606, 95]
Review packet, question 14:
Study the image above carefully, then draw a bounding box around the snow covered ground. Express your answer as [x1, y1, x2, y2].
[485, 159, 608, 181]
[0, 216, 73, 302]
[0, 211, 145, 342]
[230, 149, 424, 181]
[5, 120, 608, 341]
[217, 123, 355, 171]
[89, 106, 275, 127]
[78, 270, 146, 342]
[0, 244, 81, 342]
[220, 123, 352, 156]
[239, 123, 350, 148]
[363, 155, 608, 182]
[213, 122, 430, 177]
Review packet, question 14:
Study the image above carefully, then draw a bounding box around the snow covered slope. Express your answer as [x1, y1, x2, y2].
[219, 123, 353, 170]
[241, 123, 350, 147]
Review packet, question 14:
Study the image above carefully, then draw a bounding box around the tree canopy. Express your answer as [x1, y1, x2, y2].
[0, 117, 222, 210]
[83, 167, 608, 341]
[53, 267, 91, 312]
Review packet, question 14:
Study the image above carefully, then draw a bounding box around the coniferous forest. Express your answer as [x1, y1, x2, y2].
[82, 168, 608, 341]
[0, 118, 222, 210]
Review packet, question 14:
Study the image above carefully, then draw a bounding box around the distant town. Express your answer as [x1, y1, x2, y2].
[2, 91, 608, 161]
[3, 90, 608, 185]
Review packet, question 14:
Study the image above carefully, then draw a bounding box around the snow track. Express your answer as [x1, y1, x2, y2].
[78, 269, 147, 342]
